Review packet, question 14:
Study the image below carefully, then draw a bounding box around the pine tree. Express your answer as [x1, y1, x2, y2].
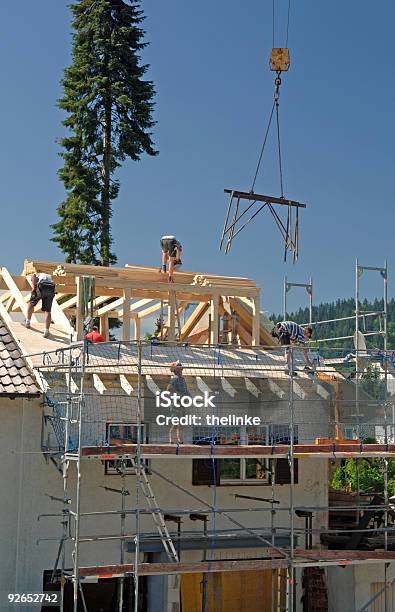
[52, 0, 157, 265]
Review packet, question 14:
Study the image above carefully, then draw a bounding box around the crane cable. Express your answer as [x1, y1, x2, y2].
[251, 0, 291, 196]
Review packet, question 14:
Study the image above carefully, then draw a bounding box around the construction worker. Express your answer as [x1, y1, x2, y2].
[272, 321, 314, 373]
[167, 360, 189, 444]
[85, 325, 105, 343]
[159, 235, 182, 283]
[25, 273, 56, 338]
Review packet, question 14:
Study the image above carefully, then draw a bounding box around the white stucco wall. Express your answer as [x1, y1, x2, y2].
[354, 563, 395, 611]
[0, 396, 329, 611]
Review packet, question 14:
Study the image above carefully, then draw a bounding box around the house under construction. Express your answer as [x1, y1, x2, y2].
[1, 260, 395, 612]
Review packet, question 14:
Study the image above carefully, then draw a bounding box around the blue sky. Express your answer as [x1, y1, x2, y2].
[0, 1, 394, 315]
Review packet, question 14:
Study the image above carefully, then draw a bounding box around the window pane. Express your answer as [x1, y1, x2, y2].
[220, 459, 241, 479]
[245, 459, 266, 480]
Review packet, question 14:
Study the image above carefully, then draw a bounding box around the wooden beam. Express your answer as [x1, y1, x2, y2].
[0, 291, 11, 303]
[65, 372, 79, 394]
[58, 295, 78, 310]
[118, 298, 159, 318]
[252, 293, 260, 346]
[162, 301, 189, 340]
[245, 377, 261, 397]
[145, 375, 160, 394]
[221, 377, 237, 397]
[50, 296, 75, 336]
[180, 302, 209, 341]
[167, 291, 176, 341]
[196, 376, 212, 395]
[5, 295, 14, 312]
[100, 313, 109, 341]
[268, 380, 285, 399]
[134, 317, 141, 342]
[119, 375, 133, 395]
[75, 276, 84, 341]
[1, 267, 38, 322]
[210, 294, 219, 344]
[293, 380, 306, 400]
[137, 301, 163, 319]
[229, 297, 275, 346]
[236, 322, 251, 346]
[122, 289, 131, 341]
[0, 275, 30, 291]
[93, 373, 106, 395]
[97, 297, 124, 317]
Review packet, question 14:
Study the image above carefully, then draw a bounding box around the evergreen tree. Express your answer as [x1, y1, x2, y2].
[52, 0, 157, 265]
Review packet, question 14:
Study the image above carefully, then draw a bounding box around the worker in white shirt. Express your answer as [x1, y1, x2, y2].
[25, 273, 56, 338]
[159, 235, 182, 283]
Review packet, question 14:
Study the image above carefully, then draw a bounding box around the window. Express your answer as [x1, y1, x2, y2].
[192, 426, 269, 485]
[107, 422, 141, 443]
[192, 424, 298, 485]
[220, 457, 268, 484]
[105, 422, 147, 475]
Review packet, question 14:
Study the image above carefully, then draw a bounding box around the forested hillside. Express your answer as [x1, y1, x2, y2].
[271, 298, 395, 349]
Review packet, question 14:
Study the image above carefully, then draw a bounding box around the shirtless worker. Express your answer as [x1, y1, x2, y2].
[159, 235, 182, 283]
[25, 272, 56, 338]
[272, 321, 314, 374]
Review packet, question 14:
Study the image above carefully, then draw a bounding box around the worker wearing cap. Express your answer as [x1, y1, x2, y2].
[159, 235, 182, 283]
[25, 273, 56, 338]
[167, 361, 189, 444]
[272, 321, 314, 373]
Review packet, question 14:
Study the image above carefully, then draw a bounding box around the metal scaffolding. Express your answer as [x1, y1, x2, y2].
[32, 331, 395, 612]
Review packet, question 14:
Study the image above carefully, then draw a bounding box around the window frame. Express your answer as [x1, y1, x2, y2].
[193, 425, 270, 485]
[192, 424, 298, 486]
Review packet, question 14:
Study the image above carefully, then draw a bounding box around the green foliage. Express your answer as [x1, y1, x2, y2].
[361, 365, 387, 400]
[272, 297, 395, 349]
[52, 0, 157, 265]
[331, 457, 395, 497]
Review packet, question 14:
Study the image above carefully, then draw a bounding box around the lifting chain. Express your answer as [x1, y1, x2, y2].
[274, 71, 282, 104]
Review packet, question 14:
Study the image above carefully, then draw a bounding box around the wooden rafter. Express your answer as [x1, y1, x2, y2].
[180, 302, 210, 341]
[0, 260, 275, 350]
[1, 267, 38, 322]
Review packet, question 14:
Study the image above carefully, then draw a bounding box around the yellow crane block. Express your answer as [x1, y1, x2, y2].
[269, 48, 290, 72]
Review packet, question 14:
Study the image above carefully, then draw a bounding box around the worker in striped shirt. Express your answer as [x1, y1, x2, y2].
[272, 321, 314, 373]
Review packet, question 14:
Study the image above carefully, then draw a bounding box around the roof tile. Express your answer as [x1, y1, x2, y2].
[0, 317, 40, 397]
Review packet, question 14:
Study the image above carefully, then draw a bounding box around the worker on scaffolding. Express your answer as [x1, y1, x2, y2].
[159, 235, 182, 283]
[25, 272, 56, 338]
[272, 321, 314, 374]
[167, 361, 189, 444]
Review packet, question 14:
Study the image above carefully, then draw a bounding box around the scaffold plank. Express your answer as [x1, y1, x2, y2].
[79, 443, 395, 460]
[78, 549, 395, 578]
